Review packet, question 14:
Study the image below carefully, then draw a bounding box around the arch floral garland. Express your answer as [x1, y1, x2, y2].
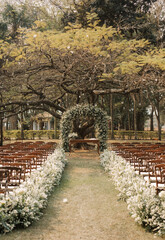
[60, 104, 108, 152]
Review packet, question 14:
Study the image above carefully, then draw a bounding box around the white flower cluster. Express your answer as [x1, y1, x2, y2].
[60, 104, 108, 152]
[0, 148, 67, 234]
[68, 132, 78, 139]
[100, 150, 165, 236]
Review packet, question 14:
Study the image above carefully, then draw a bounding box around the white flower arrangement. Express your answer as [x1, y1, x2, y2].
[0, 148, 67, 234]
[100, 150, 165, 236]
[60, 104, 108, 152]
[68, 132, 78, 139]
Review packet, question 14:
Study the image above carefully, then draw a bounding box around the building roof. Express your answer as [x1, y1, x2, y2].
[32, 112, 53, 120]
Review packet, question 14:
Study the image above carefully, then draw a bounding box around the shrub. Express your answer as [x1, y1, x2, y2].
[0, 148, 67, 234]
[100, 150, 165, 236]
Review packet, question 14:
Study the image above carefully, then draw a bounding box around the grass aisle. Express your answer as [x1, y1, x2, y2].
[1, 150, 164, 240]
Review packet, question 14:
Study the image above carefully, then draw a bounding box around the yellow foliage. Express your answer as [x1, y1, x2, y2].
[116, 61, 142, 74]
[140, 49, 165, 70]
[1, 18, 164, 81]
[33, 20, 47, 30]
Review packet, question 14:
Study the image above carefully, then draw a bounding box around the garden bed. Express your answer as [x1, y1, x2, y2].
[0, 148, 67, 234]
[100, 150, 165, 236]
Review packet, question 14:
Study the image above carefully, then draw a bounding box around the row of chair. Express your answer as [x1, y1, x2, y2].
[0, 141, 57, 195]
[111, 142, 165, 194]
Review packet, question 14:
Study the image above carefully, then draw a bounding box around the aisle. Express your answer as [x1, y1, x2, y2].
[1, 151, 163, 240]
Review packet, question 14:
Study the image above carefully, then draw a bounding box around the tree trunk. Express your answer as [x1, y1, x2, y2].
[0, 115, 3, 146]
[72, 119, 95, 149]
[54, 117, 57, 139]
[0, 94, 3, 145]
[73, 119, 95, 139]
[110, 94, 114, 139]
[20, 109, 24, 140]
[137, 109, 145, 131]
[10, 115, 18, 129]
[148, 93, 161, 140]
[155, 101, 161, 141]
[6, 119, 9, 130]
[150, 107, 154, 131]
[76, 91, 80, 104]
[127, 95, 131, 131]
[132, 94, 137, 140]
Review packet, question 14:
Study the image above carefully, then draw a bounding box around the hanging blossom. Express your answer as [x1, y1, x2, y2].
[100, 150, 165, 236]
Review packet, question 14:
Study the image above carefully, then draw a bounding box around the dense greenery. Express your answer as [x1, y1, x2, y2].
[3, 129, 165, 141]
[62, 0, 165, 46]
[0, 0, 164, 144]
[3, 130, 60, 140]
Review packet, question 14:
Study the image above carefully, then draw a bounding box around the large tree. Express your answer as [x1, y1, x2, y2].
[0, 17, 164, 141]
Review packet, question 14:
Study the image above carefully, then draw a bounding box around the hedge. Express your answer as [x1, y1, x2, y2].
[108, 130, 165, 140]
[3, 130, 165, 141]
[3, 130, 60, 140]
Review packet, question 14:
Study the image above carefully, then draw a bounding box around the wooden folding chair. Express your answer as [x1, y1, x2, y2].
[0, 169, 9, 195]
[154, 164, 165, 194]
[0, 166, 22, 187]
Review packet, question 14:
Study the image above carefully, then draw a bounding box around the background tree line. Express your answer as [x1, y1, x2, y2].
[0, 0, 164, 144]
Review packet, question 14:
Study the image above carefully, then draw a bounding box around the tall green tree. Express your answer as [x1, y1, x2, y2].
[63, 0, 158, 41]
[0, 16, 164, 141]
[0, 4, 38, 39]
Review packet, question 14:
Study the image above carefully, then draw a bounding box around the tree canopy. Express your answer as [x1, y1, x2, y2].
[0, 1, 164, 141]
[0, 14, 164, 114]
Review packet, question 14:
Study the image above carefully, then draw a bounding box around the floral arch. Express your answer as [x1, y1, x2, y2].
[60, 104, 108, 152]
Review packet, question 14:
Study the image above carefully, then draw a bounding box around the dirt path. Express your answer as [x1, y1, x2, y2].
[1, 151, 164, 240]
